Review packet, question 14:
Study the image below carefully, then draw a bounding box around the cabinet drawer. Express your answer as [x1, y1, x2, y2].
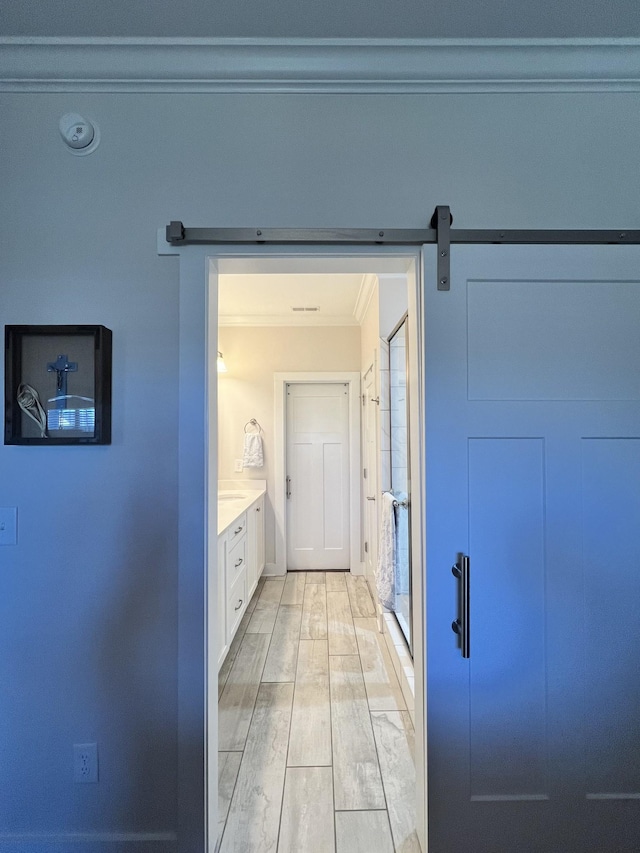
[228, 513, 247, 546]
[227, 571, 247, 639]
[227, 536, 246, 588]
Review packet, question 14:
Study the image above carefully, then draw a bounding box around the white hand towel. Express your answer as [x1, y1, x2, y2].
[242, 433, 264, 468]
[376, 491, 396, 610]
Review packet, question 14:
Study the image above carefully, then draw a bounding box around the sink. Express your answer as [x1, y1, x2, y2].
[219, 493, 247, 502]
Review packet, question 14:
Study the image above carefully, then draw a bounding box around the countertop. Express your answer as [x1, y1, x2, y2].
[218, 488, 266, 536]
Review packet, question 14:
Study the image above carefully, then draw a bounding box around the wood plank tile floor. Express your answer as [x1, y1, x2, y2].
[218, 571, 421, 853]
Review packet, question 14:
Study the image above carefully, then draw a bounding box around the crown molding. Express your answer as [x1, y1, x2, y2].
[354, 273, 378, 325]
[1, 37, 640, 93]
[219, 313, 359, 327]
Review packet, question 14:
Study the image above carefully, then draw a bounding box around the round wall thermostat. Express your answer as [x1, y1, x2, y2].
[59, 113, 100, 155]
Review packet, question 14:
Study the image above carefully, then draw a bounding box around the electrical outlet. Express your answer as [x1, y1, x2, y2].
[73, 743, 98, 783]
[0, 507, 17, 546]
[234, 459, 244, 472]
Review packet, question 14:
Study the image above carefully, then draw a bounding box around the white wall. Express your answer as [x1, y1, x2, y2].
[217, 325, 361, 566]
[360, 278, 380, 373]
[379, 274, 408, 340]
[1, 83, 639, 850]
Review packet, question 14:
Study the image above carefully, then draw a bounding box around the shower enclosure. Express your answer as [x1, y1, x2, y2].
[388, 316, 412, 653]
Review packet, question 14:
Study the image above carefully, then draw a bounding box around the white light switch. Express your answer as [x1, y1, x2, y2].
[234, 459, 244, 472]
[0, 507, 17, 545]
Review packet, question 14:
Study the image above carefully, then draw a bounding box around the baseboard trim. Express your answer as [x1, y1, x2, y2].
[381, 612, 415, 726]
[0, 832, 177, 844]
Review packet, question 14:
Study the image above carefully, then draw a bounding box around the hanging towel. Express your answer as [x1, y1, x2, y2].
[242, 432, 264, 468]
[376, 491, 396, 610]
[392, 491, 409, 596]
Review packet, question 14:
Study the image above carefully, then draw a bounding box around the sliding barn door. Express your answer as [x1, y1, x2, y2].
[425, 244, 640, 852]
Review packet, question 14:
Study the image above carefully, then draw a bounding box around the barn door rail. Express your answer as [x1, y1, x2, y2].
[166, 212, 640, 291]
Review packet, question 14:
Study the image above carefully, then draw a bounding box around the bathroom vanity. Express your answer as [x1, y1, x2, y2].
[216, 481, 266, 669]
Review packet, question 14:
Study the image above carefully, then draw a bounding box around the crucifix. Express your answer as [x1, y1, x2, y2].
[47, 353, 77, 409]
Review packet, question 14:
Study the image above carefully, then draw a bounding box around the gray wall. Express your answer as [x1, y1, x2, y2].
[2, 0, 639, 37]
[1, 88, 639, 848]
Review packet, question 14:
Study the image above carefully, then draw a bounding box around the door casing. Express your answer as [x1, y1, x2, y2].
[362, 358, 379, 588]
[167, 244, 426, 853]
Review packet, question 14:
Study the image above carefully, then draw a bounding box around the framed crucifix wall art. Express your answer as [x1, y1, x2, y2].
[4, 325, 112, 445]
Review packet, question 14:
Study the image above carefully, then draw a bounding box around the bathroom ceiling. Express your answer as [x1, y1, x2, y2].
[218, 273, 376, 326]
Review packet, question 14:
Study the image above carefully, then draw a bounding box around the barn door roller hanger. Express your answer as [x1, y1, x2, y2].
[166, 210, 640, 292]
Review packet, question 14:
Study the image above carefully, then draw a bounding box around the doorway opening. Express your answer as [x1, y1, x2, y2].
[211, 250, 427, 852]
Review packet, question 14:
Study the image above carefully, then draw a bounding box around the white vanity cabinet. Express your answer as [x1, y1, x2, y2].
[246, 496, 265, 599]
[217, 535, 228, 669]
[217, 489, 266, 671]
[226, 513, 248, 639]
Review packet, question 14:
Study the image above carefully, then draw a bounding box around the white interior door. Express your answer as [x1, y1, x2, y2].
[425, 244, 640, 853]
[362, 364, 378, 586]
[286, 382, 350, 571]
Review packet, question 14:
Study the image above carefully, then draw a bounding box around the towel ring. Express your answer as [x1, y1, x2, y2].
[244, 418, 263, 434]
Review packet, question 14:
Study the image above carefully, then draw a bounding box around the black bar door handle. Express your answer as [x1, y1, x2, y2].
[451, 555, 470, 658]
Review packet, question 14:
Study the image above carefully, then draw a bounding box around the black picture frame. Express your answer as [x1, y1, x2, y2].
[4, 325, 112, 445]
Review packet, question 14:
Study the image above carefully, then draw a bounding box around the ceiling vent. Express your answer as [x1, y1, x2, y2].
[291, 306, 320, 312]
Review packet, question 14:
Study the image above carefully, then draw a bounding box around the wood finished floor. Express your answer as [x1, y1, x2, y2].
[218, 571, 421, 853]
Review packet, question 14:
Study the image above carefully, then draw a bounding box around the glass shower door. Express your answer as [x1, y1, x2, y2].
[389, 317, 412, 653]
